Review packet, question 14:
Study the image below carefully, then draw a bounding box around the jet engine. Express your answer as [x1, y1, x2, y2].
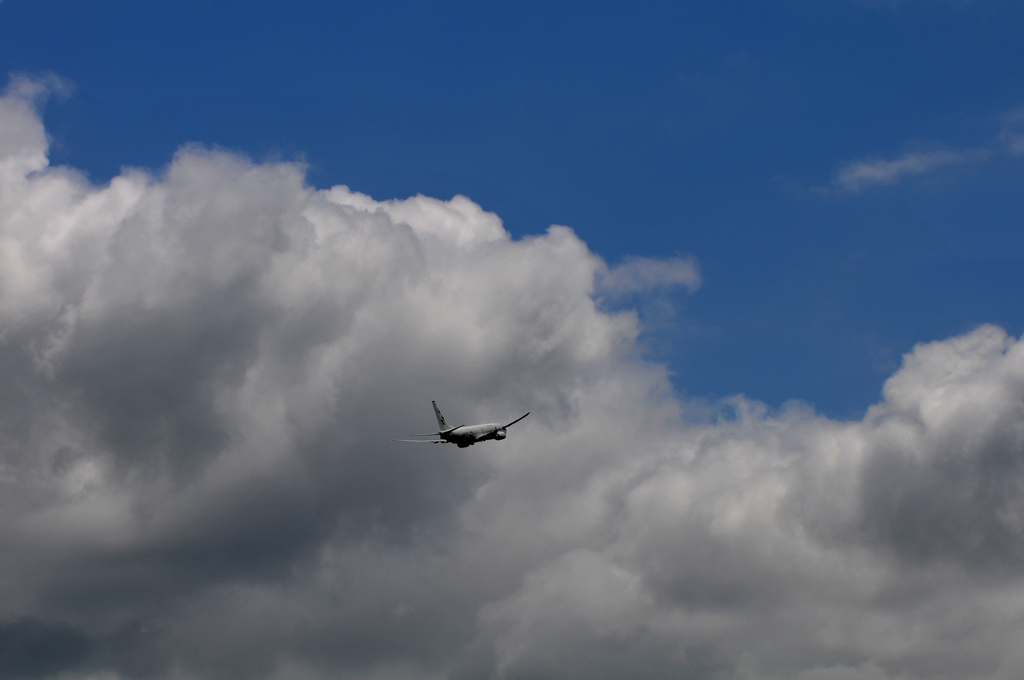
[494, 429, 507, 440]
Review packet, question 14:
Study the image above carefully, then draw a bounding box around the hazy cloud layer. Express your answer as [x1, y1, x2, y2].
[3, 77, 1024, 680]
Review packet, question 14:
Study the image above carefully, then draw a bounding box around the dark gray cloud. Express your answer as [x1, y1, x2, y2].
[2, 76, 1024, 680]
[0, 617, 91, 679]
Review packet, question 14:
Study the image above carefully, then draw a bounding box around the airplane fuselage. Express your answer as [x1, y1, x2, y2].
[394, 402, 528, 447]
[441, 422, 507, 447]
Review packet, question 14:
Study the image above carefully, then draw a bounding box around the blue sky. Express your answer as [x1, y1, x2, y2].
[6, 4, 1024, 679]
[4, 0, 1024, 418]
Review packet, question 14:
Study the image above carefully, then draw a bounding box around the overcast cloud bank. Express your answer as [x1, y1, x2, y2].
[2, 77, 1024, 680]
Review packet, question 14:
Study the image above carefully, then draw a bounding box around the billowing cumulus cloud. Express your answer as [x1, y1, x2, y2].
[2, 76, 1024, 680]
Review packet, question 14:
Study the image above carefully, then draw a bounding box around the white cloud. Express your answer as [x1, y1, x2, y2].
[1000, 108, 1024, 155]
[3, 77, 1024, 679]
[832, 150, 968, 192]
[596, 255, 701, 297]
[826, 104, 1024, 193]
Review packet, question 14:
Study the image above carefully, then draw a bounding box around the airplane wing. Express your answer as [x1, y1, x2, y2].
[502, 412, 530, 429]
[392, 439, 448, 444]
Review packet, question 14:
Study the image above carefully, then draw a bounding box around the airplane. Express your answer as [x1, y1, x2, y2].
[394, 401, 530, 448]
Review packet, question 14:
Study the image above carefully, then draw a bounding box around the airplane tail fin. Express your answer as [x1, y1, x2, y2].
[432, 401, 448, 431]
